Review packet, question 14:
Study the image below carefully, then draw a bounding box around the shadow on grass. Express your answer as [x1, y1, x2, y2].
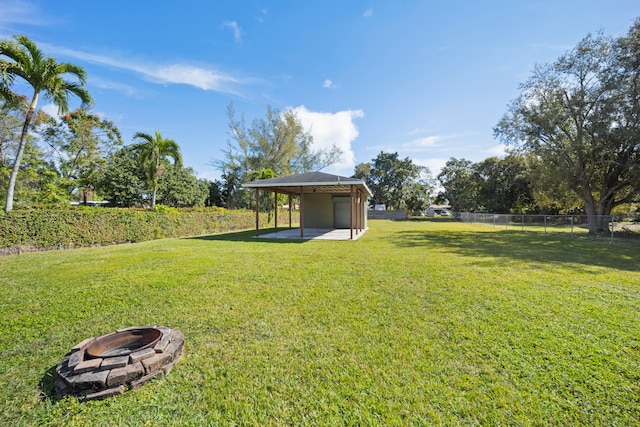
[39, 365, 59, 402]
[186, 228, 306, 244]
[387, 228, 640, 272]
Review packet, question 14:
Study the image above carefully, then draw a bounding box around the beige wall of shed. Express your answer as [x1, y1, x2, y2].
[304, 194, 334, 228]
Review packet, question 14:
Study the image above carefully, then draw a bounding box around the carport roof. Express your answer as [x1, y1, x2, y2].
[242, 171, 372, 197]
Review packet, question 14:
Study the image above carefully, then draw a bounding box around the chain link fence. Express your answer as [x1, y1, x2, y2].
[456, 212, 640, 243]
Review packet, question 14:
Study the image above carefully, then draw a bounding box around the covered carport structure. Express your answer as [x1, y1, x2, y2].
[241, 171, 372, 240]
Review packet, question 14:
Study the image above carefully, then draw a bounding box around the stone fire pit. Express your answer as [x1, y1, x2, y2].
[55, 326, 184, 401]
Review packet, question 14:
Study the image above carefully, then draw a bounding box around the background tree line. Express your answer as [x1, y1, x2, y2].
[3, 18, 640, 226]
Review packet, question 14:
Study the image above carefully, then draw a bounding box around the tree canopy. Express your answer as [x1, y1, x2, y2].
[42, 109, 122, 202]
[354, 152, 432, 211]
[215, 103, 342, 209]
[437, 155, 535, 214]
[494, 20, 640, 233]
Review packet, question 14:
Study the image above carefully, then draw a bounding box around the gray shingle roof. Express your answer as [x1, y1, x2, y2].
[242, 171, 372, 197]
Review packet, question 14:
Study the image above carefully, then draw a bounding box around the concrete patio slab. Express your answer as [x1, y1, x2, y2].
[254, 228, 367, 241]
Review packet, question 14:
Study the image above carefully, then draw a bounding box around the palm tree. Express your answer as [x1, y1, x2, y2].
[0, 35, 93, 211]
[133, 131, 182, 209]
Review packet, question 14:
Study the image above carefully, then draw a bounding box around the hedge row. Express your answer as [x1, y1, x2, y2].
[0, 207, 298, 255]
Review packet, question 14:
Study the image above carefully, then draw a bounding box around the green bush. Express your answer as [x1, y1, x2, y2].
[0, 206, 298, 254]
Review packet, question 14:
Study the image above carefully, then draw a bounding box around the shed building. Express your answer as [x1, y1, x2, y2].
[242, 171, 372, 240]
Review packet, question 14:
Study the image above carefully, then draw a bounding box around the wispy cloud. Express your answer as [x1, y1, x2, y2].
[485, 144, 508, 157]
[363, 8, 374, 17]
[89, 76, 144, 98]
[401, 135, 444, 150]
[41, 43, 246, 95]
[40, 103, 61, 118]
[223, 21, 243, 42]
[254, 8, 268, 23]
[322, 79, 336, 89]
[0, 0, 47, 29]
[366, 132, 475, 156]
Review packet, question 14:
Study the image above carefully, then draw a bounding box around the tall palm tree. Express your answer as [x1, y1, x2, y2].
[133, 131, 182, 208]
[1, 35, 93, 211]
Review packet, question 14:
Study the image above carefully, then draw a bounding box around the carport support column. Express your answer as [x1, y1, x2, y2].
[288, 194, 292, 229]
[350, 185, 354, 240]
[300, 187, 305, 238]
[356, 190, 361, 235]
[274, 191, 278, 232]
[255, 189, 260, 236]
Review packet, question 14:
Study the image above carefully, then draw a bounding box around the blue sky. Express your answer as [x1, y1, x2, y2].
[1, 1, 639, 181]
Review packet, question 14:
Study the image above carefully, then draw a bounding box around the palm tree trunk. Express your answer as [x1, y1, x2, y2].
[5, 95, 38, 212]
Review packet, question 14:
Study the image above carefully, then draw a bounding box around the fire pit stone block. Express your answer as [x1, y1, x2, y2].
[73, 358, 103, 374]
[129, 347, 156, 363]
[106, 362, 145, 388]
[56, 326, 183, 401]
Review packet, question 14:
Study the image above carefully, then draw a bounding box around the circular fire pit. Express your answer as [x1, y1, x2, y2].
[55, 326, 184, 401]
[86, 327, 162, 359]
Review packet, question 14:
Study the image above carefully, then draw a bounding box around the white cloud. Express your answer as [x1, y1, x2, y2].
[414, 157, 448, 177]
[223, 21, 243, 42]
[89, 76, 142, 97]
[363, 8, 374, 17]
[322, 79, 334, 88]
[367, 133, 453, 154]
[40, 103, 61, 119]
[254, 8, 268, 23]
[485, 144, 508, 157]
[150, 64, 241, 91]
[0, 0, 46, 28]
[401, 135, 443, 151]
[40, 43, 245, 94]
[290, 106, 365, 174]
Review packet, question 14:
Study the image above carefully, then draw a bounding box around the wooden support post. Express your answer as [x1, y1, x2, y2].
[255, 189, 260, 236]
[288, 194, 292, 229]
[350, 185, 354, 240]
[356, 190, 360, 235]
[300, 188, 305, 238]
[359, 190, 363, 232]
[274, 191, 278, 232]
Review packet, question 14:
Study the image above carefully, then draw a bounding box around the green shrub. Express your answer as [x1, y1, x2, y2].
[0, 206, 298, 254]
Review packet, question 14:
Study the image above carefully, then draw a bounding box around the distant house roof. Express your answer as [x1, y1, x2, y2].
[242, 171, 373, 197]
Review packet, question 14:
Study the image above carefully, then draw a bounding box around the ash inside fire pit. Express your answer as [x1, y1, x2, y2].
[55, 326, 183, 401]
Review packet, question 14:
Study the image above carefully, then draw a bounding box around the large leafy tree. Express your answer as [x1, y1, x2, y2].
[356, 151, 429, 210]
[474, 154, 534, 213]
[523, 153, 583, 214]
[1, 92, 64, 207]
[42, 109, 122, 202]
[216, 103, 341, 209]
[495, 22, 640, 233]
[96, 145, 146, 207]
[437, 158, 480, 212]
[204, 179, 224, 207]
[133, 131, 182, 209]
[1, 94, 29, 193]
[156, 165, 208, 207]
[0, 35, 93, 211]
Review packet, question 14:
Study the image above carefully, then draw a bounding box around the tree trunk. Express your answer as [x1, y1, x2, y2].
[583, 182, 614, 234]
[5, 94, 38, 212]
[595, 191, 616, 233]
[582, 180, 601, 235]
[151, 187, 157, 209]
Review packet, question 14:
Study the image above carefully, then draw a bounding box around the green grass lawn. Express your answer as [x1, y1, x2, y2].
[1, 220, 638, 426]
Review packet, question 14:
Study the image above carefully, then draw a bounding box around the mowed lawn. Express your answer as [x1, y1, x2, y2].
[0, 219, 638, 426]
